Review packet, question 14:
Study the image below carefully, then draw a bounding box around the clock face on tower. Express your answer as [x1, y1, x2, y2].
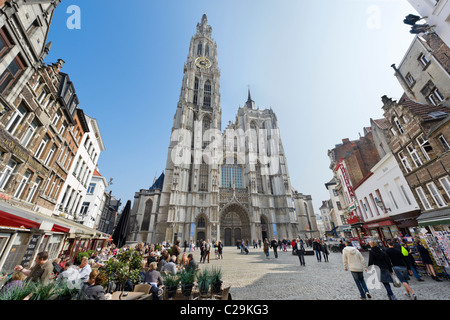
[195, 57, 212, 69]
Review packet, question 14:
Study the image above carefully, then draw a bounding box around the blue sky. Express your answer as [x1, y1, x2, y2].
[45, 0, 416, 213]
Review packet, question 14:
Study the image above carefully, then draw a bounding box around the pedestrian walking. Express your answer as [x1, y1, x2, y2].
[313, 239, 322, 262]
[270, 238, 279, 258]
[342, 241, 372, 300]
[205, 240, 211, 263]
[321, 239, 329, 262]
[368, 241, 397, 300]
[200, 241, 206, 263]
[385, 239, 417, 300]
[401, 242, 424, 281]
[338, 240, 345, 253]
[415, 240, 442, 282]
[218, 240, 223, 259]
[295, 238, 306, 266]
[263, 238, 270, 259]
[184, 240, 188, 252]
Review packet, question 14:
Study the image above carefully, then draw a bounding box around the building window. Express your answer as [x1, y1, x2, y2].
[44, 145, 57, 166]
[25, 177, 42, 203]
[393, 117, 404, 134]
[426, 88, 444, 106]
[256, 163, 263, 193]
[193, 78, 199, 105]
[5, 104, 28, 136]
[199, 162, 208, 191]
[405, 73, 415, 87]
[375, 189, 388, 213]
[0, 159, 17, 190]
[0, 26, 13, 59]
[20, 118, 38, 148]
[14, 171, 31, 199]
[364, 197, 373, 217]
[426, 182, 447, 208]
[80, 202, 90, 215]
[370, 193, 380, 215]
[416, 186, 432, 210]
[398, 151, 412, 173]
[437, 135, 449, 151]
[87, 183, 96, 194]
[203, 80, 211, 107]
[360, 200, 368, 219]
[400, 185, 412, 206]
[418, 53, 429, 67]
[439, 176, 450, 200]
[197, 217, 206, 228]
[406, 144, 423, 167]
[385, 184, 399, 210]
[416, 134, 434, 161]
[221, 158, 242, 188]
[0, 54, 25, 95]
[34, 135, 49, 159]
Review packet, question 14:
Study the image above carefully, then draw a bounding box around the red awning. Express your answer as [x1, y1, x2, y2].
[0, 210, 70, 233]
[0, 210, 40, 229]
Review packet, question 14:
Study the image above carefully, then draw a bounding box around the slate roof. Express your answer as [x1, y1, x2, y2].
[398, 94, 449, 122]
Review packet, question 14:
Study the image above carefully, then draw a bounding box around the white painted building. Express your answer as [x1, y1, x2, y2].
[353, 152, 421, 243]
[78, 169, 108, 229]
[54, 112, 105, 223]
[407, 0, 450, 48]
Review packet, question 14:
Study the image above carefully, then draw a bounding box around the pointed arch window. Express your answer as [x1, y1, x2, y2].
[256, 162, 263, 193]
[193, 78, 199, 105]
[199, 161, 209, 191]
[197, 43, 202, 56]
[141, 199, 153, 231]
[203, 80, 211, 107]
[205, 44, 209, 57]
[221, 157, 243, 188]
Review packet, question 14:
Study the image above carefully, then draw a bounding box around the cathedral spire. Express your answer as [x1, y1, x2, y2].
[246, 87, 255, 109]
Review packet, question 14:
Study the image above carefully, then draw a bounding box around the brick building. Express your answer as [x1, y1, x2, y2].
[381, 93, 450, 234]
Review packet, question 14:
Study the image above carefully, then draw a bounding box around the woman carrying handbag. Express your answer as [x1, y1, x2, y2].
[368, 241, 397, 300]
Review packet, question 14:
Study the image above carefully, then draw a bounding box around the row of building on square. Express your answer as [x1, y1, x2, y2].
[0, 1, 121, 275]
[319, 1, 450, 273]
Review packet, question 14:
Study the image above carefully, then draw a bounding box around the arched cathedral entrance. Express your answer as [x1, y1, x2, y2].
[219, 203, 250, 246]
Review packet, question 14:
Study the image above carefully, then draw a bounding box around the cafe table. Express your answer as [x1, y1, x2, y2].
[108, 291, 145, 300]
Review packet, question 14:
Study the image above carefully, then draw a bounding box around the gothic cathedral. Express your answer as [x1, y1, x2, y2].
[129, 14, 318, 245]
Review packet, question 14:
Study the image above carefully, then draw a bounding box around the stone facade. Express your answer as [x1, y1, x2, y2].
[130, 15, 314, 245]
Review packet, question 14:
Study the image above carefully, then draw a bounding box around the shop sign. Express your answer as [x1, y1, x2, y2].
[21, 234, 41, 266]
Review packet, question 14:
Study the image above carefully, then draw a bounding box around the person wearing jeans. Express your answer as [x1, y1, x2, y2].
[342, 241, 371, 300]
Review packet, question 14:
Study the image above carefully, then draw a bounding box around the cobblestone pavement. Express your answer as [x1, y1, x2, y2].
[191, 245, 450, 300]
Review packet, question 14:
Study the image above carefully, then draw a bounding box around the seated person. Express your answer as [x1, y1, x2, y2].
[143, 262, 164, 300]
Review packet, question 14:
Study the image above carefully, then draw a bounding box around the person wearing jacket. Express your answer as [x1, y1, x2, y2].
[313, 239, 322, 262]
[270, 238, 279, 258]
[385, 239, 417, 300]
[342, 241, 371, 300]
[79, 270, 107, 300]
[368, 241, 396, 300]
[295, 238, 306, 266]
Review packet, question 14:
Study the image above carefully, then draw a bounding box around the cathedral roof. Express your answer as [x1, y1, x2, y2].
[149, 172, 165, 191]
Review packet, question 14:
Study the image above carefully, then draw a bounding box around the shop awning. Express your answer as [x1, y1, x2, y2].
[417, 208, 450, 226]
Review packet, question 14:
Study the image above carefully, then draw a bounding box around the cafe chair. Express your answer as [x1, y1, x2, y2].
[134, 284, 151, 294]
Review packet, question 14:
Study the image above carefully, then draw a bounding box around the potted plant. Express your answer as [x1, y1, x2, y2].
[179, 269, 196, 297]
[162, 273, 179, 298]
[210, 266, 223, 294]
[196, 268, 210, 296]
[102, 248, 143, 300]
